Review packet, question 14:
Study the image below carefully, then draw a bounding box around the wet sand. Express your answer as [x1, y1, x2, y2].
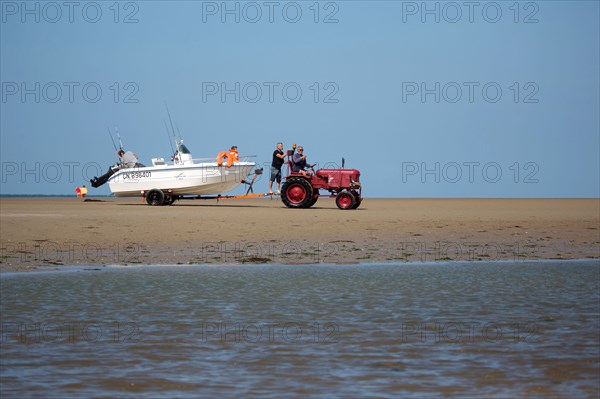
[0, 197, 598, 272]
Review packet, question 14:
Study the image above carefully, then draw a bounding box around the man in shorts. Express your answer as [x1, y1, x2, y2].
[269, 142, 285, 195]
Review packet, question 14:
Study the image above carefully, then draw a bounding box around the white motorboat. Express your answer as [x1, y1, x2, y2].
[92, 141, 257, 205]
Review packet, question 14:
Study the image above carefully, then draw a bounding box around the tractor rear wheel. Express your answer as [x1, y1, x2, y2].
[308, 194, 319, 208]
[281, 177, 314, 208]
[146, 189, 165, 206]
[336, 191, 356, 210]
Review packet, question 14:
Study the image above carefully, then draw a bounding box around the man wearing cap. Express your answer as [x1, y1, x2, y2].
[292, 146, 315, 177]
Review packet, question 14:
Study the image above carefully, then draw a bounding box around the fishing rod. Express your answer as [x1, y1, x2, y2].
[115, 127, 124, 151]
[175, 123, 183, 142]
[165, 104, 176, 137]
[164, 119, 175, 155]
[165, 102, 183, 152]
[107, 127, 120, 162]
[164, 103, 180, 151]
[107, 127, 118, 151]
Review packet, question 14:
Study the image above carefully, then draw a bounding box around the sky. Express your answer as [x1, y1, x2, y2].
[1, 0, 598, 197]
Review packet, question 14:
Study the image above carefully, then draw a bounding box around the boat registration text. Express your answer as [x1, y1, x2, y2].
[122, 171, 152, 180]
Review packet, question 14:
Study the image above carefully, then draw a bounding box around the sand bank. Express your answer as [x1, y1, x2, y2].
[1, 197, 598, 272]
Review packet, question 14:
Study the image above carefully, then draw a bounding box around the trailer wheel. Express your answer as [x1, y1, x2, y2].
[281, 177, 313, 208]
[146, 189, 165, 206]
[336, 191, 356, 210]
[162, 195, 176, 206]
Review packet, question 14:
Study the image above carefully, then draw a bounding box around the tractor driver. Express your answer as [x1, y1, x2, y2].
[292, 146, 315, 177]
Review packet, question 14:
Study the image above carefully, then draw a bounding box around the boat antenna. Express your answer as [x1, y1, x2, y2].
[164, 119, 175, 155]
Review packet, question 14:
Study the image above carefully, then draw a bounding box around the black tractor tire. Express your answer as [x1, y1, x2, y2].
[351, 191, 362, 209]
[281, 177, 314, 208]
[336, 191, 356, 210]
[146, 189, 165, 206]
[308, 194, 319, 208]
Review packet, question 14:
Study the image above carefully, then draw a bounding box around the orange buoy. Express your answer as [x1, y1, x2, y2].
[216, 151, 235, 168]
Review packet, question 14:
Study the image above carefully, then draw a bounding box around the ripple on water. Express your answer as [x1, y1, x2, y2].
[1, 261, 599, 398]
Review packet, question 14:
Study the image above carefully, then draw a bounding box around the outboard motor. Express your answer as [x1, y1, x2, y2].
[90, 163, 119, 188]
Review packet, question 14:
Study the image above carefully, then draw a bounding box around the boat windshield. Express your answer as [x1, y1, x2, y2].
[178, 144, 191, 154]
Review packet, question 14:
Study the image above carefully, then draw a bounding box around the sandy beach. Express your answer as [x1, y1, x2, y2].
[0, 197, 598, 272]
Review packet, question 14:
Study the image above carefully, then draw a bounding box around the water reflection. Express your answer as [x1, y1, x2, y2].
[1, 261, 599, 398]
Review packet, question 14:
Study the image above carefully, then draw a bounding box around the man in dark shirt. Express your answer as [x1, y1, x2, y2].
[269, 142, 286, 195]
[292, 146, 314, 177]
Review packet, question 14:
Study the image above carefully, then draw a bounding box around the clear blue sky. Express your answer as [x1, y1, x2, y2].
[1, 0, 598, 197]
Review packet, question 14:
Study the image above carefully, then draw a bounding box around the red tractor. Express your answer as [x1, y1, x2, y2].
[280, 153, 362, 210]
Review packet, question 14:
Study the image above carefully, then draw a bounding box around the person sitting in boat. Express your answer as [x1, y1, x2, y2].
[90, 149, 144, 188]
[118, 149, 142, 168]
[229, 146, 240, 162]
[292, 146, 315, 177]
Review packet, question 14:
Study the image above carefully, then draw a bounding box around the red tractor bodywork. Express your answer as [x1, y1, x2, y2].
[314, 169, 361, 191]
[281, 163, 363, 210]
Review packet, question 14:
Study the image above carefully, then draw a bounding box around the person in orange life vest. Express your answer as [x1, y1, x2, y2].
[229, 146, 240, 162]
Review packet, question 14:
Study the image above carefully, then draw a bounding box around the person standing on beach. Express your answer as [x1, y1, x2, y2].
[269, 142, 286, 195]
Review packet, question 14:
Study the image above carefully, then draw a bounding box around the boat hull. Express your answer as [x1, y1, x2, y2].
[107, 162, 256, 197]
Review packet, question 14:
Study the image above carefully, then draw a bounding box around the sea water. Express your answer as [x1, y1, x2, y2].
[1, 261, 599, 398]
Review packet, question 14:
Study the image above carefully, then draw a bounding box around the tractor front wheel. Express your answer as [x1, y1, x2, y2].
[281, 177, 314, 208]
[336, 191, 356, 210]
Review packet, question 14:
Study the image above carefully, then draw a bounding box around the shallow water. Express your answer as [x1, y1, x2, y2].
[1, 261, 599, 398]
